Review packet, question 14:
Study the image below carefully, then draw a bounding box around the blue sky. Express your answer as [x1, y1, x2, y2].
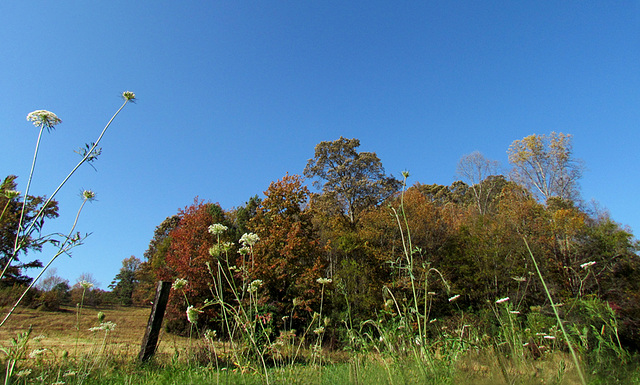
[1, 2, 638, 289]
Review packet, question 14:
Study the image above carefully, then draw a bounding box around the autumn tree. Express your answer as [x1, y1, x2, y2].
[304, 137, 401, 225]
[249, 174, 326, 331]
[507, 132, 583, 202]
[160, 199, 229, 334]
[0, 175, 59, 287]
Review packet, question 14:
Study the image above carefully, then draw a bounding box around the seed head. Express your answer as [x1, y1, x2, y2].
[82, 190, 96, 201]
[186, 305, 203, 324]
[122, 91, 136, 102]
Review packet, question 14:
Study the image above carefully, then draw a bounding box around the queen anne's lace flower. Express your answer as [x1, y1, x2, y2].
[248, 279, 263, 293]
[186, 305, 203, 324]
[239, 232, 259, 246]
[27, 110, 61, 131]
[448, 294, 460, 302]
[495, 297, 510, 304]
[79, 280, 93, 290]
[208, 223, 228, 235]
[316, 278, 332, 285]
[172, 278, 187, 290]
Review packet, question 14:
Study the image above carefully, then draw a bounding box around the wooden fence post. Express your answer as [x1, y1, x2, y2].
[138, 281, 172, 362]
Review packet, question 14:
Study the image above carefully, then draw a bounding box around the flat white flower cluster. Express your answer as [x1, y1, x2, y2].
[208, 223, 228, 236]
[240, 232, 259, 246]
[26, 110, 61, 130]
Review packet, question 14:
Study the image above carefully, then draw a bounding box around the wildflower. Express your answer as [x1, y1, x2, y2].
[186, 305, 203, 324]
[248, 279, 263, 293]
[313, 327, 325, 335]
[27, 110, 61, 131]
[511, 276, 526, 282]
[82, 190, 96, 201]
[448, 294, 460, 302]
[15, 369, 31, 377]
[209, 245, 222, 257]
[97, 311, 105, 322]
[208, 223, 228, 236]
[495, 297, 510, 304]
[429, 318, 438, 323]
[238, 246, 251, 255]
[33, 334, 46, 342]
[122, 91, 136, 102]
[172, 278, 187, 290]
[427, 291, 436, 295]
[79, 280, 93, 290]
[204, 329, 217, 341]
[29, 348, 46, 359]
[239, 232, 260, 246]
[292, 298, 302, 307]
[63, 371, 77, 377]
[580, 261, 596, 269]
[543, 335, 556, 340]
[51, 382, 65, 385]
[89, 321, 116, 332]
[4, 190, 20, 199]
[509, 310, 521, 314]
[401, 170, 410, 179]
[316, 277, 332, 285]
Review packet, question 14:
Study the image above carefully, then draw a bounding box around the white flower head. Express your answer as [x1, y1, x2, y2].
[186, 305, 203, 324]
[27, 110, 61, 131]
[172, 278, 188, 290]
[239, 232, 259, 246]
[495, 297, 510, 304]
[448, 294, 460, 302]
[313, 326, 325, 335]
[79, 280, 94, 290]
[208, 223, 228, 236]
[248, 279, 263, 293]
[204, 329, 217, 341]
[29, 348, 46, 359]
[580, 261, 596, 269]
[316, 277, 332, 285]
[122, 91, 136, 102]
[82, 190, 96, 201]
[238, 246, 251, 255]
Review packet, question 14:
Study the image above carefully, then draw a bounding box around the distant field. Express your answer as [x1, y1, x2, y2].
[0, 305, 191, 359]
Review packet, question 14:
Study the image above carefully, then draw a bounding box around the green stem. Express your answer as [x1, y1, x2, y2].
[523, 237, 586, 385]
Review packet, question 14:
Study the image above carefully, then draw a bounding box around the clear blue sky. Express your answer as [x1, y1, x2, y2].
[1, 2, 638, 289]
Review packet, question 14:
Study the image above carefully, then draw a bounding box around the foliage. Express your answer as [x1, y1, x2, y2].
[0, 175, 59, 287]
[108, 256, 141, 306]
[508, 132, 583, 202]
[304, 137, 401, 224]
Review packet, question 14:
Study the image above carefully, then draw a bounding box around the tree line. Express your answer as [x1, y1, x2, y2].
[4, 133, 639, 348]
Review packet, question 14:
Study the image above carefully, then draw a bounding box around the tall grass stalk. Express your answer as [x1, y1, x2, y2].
[523, 237, 586, 385]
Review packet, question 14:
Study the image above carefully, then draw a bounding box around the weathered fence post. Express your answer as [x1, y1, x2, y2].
[139, 281, 172, 362]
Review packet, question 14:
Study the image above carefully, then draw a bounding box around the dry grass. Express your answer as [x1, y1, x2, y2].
[0, 305, 191, 359]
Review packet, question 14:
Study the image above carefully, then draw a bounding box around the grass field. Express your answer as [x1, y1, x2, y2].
[2, 304, 638, 384]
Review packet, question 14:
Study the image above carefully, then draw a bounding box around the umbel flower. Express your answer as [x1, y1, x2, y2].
[208, 223, 228, 236]
[186, 305, 203, 324]
[248, 279, 263, 293]
[316, 277, 332, 285]
[79, 280, 94, 290]
[240, 232, 259, 247]
[27, 110, 61, 131]
[172, 278, 187, 290]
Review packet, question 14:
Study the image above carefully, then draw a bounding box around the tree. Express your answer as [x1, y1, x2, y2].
[507, 132, 583, 202]
[304, 137, 401, 224]
[0, 175, 59, 287]
[456, 151, 502, 214]
[249, 174, 326, 330]
[134, 215, 181, 304]
[109, 256, 141, 306]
